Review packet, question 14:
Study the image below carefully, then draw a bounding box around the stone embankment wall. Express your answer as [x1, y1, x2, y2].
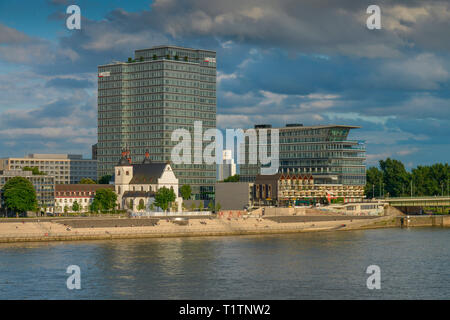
[396, 215, 450, 227]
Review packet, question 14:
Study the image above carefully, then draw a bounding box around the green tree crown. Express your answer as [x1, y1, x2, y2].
[98, 175, 112, 184]
[223, 174, 239, 182]
[3, 177, 37, 214]
[180, 184, 192, 200]
[93, 188, 117, 212]
[154, 187, 176, 211]
[79, 178, 96, 184]
[72, 201, 80, 212]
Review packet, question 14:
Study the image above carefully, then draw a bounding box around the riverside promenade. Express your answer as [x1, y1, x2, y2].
[0, 213, 401, 243]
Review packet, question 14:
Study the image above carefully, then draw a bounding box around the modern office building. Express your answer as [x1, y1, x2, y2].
[0, 154, 97, 184]
[240, 124, 366, 187]
[217, 149, 236, 181]
[91, 143, 98, 160]
[0, 169, 55, 212]
[97, 45, 216, 199]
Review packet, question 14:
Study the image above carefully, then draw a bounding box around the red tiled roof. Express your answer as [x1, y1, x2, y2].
[55, 184, 114, 192]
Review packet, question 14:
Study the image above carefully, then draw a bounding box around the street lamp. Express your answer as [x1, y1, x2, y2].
[379, 179, 382, 198]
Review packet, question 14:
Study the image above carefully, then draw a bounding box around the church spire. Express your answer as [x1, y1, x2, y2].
[142, 150, 152, 164]
[117, 148, 130, 166]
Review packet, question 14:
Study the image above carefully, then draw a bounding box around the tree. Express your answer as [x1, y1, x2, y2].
[365, 167, 383, 198]
[208, 201, 214, 212]
[93, 188, 117, 212]
[64, 206, 69, 214]
[79, 178, 96, 184]
[380, 158, 410, 197]
[2, 177, 37, 216]
[215, 202, 222, 213]
[72, 201, 80, 213]
[154, 187, 176, 212]
[198, 202, 204, 211]
[138, 199, 146, 211]
[98, 175, 112, 184]
[180, 184, 192, 200]
[90, 200, 100, 213]
[22, 166, 46, 175]
[365, 159, 449, 198]
[412, 163, 449, 196]
[223, 174, 239, 182]
[190, 202, 196, 211]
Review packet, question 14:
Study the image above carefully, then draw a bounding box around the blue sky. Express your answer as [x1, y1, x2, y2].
[0, 0, 449, 168]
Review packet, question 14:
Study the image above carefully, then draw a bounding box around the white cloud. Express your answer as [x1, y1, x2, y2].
[217, 71, 238, 84]
[259, 90, 288, 106]
[325, 112, 396, 126]
[380, 53, 449, 90]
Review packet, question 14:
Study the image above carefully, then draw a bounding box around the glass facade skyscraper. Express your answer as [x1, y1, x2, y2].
[98, 46, 216, 199]
[240, 124, 366, 186]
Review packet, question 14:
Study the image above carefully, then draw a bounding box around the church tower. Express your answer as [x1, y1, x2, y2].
[115, 149, 133, 208]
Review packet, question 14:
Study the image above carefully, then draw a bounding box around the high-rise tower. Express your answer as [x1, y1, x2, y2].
[98, 46, 216, 199]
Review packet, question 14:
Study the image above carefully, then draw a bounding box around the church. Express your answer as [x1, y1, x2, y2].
[115, 150, 182, 212]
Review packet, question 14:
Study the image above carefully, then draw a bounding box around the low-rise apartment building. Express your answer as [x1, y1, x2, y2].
[55, 184, 114, 213]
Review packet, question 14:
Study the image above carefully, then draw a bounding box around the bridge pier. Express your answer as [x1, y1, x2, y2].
[400, 206, 422, 215]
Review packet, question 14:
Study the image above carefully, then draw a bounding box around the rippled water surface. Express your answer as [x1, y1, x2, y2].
[0, 228, 449, 299]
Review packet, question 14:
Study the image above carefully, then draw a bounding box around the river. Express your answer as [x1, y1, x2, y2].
[0, 227, 449, 299]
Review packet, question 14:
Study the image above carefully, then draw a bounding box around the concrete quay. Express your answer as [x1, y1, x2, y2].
[0, 212, 448, 244]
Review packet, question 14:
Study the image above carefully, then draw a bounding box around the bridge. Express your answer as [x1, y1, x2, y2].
[385, 196, 450, 207]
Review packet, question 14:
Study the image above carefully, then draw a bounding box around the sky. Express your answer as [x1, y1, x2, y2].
[0, 0, 449, 169]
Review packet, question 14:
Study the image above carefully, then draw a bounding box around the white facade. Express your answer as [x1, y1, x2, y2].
[54, 185, 114, 213]
[55, 194, 94, 213]
[115, 158, 182, 212]
[217, 149, 236, 181]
